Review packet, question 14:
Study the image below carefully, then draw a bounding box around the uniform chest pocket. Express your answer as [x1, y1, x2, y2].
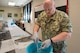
[40, 21, 46, 28]
[49, 21, 60, 32]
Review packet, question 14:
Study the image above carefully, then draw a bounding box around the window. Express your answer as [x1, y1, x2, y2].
[23, 2, 31, 23]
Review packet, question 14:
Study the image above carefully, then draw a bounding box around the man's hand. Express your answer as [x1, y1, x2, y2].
[31, 32, 39, 44]
[40, 39, 51, 49]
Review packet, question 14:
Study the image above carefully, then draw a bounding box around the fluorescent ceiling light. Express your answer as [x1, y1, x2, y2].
[8, 2, 15, 6]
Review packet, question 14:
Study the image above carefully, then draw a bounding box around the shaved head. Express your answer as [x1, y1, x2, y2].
[43, 0, 56, 17]
[43, 0, 55, 9]
[43, 0, 54, 5]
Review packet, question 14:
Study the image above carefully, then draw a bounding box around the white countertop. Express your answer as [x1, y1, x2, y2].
[8, 24, 31, 39]
[0, 23, 33, 53]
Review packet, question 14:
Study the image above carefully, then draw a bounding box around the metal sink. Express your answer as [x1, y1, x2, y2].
[14, 36, 32, 45]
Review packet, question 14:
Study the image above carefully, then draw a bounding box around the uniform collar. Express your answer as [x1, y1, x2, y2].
[50, 10, 57, 20]
[46, 13, 56, 23]
[44, 10, 57, 23]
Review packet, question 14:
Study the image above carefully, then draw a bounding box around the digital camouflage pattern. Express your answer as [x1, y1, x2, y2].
[35, 10, 72, 53]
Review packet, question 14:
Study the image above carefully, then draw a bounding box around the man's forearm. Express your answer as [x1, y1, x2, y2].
[51, 32, 72, 43]
[33, 24, 40, 33]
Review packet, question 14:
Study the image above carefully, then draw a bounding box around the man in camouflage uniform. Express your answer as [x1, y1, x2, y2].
[32, 0, 72, 53]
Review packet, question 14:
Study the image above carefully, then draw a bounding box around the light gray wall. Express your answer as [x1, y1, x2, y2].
[55, 0, 66, 7]
[66, 0, 80, 53]
[0, 6, 21, 20]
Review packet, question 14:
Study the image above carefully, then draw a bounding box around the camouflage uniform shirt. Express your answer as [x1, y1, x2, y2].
[35, 10, 72, 53]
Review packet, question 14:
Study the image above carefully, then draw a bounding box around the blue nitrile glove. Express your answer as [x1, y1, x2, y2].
[40, 39, 51, 49]
[31, 32, 39, 44]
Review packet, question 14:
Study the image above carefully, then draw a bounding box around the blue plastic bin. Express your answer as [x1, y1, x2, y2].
[26, 42, 53, 53]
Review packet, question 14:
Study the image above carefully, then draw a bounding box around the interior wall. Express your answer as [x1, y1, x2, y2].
[0, 6, 21, 20]
[31, 0, 44, 24]
[66, 0, 80, 53]
[55, 0, 66, 7]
